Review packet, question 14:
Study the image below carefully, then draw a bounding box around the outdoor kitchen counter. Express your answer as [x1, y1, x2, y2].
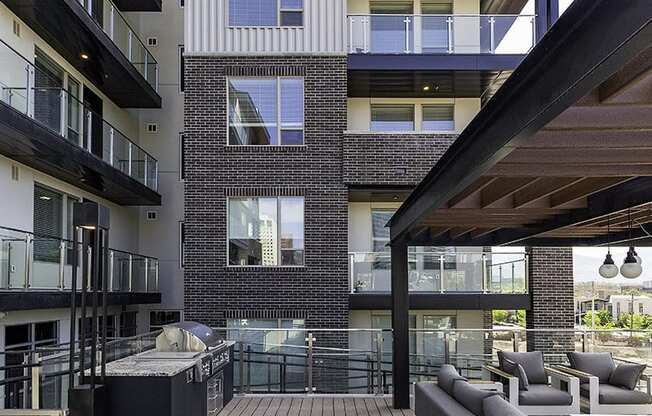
[103, 355, 198, 377]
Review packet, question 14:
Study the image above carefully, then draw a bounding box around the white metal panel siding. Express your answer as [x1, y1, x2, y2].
[185, 0, 347, 54]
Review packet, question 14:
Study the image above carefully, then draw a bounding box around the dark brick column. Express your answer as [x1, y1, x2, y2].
[483, 310, 494, 358]
[526, 247, 575, 358]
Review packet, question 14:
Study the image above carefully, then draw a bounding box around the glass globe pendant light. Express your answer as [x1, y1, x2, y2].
[620, 210, 642, 279]
[599, 215, 619, 279]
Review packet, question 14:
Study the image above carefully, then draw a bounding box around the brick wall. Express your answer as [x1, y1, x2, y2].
[343, 132, 456, 186]
[526, 247, 575, 356]
[183, 55, 349, 332]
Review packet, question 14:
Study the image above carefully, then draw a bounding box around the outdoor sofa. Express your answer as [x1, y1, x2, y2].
[415, 364, 524, 416]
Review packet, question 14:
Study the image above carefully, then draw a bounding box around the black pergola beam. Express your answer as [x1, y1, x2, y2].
[391, 238, 410, 409]
[388, 0, 652, 242]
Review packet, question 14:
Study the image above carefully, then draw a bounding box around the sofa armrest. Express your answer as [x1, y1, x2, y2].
[551, 365, 593, 383]
[641, 373, 652, 395]
[469, 380, 504, 392]
[484, 365, 519, 406]
[546, 366, 580, 403]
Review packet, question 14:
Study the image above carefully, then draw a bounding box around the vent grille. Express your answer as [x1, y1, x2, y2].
[147, 37, 158, 47]
[12, 20, 20, 37]
[224, 310, 308, 320]
[146, 211, 158, 220]
[11, 165, 19, 181]
[146, 123, 158, 133]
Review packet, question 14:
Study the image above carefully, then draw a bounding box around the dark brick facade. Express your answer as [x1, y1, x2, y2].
[183, 55, 349, 332]
[526, 247, 575, 356]
[343, 132, 456, 186]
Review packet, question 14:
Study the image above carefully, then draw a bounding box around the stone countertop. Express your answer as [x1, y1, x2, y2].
[103, 341, 235, 377]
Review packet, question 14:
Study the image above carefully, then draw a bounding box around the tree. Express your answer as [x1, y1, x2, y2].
[582, 310, 614, 329]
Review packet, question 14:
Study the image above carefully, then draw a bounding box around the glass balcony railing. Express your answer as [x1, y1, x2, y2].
[0, 225, 159, 292]
[348, 14, 536, 55]
[349, 250, 527, 294]
[77, 0, 159, 91]
[0, 39, 158, 191]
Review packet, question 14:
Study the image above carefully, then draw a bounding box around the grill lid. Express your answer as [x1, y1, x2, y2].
[156, 321, 222, 352]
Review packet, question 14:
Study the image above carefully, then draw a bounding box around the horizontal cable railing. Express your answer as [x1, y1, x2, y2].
[349, 250, 527, 294]
[0, 225, 159, 292]
[76, 0, 159, 91]
[348, 14, 536, 55]
[0, 39, 158, 191]
[3, 327, 652, 410]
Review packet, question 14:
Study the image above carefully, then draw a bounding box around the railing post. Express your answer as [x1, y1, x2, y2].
[489, 16, 496, 53]
[60, 88, 67, 137]
[128, 254, 133, 292]
[144, 53, 149, 82]
[155, 261, 159, 292]
[349, 17, 354, 53]
[238, 336, 245, 394]
[144, 156, 148, 187]
[128, 31, 133, 61]
[511, 262, 516, 294]
[531, 16, 536, 49]
[24, 234, 32, 289]
[375, 331, 383, 395]
[26, 65, 34, 118]
[439, 255, 445, 293]
[349, 253, 355, 293]
[362, 16, 368, 53]
[59, 240, 65, 290]
[512, 331, 519, 352]
[109, 5, 115, 39]
[444, 332, 450, 364]
[246, 345, 251, 393]
[31, 353, 41, 410]
[403, 16, 411, 53]
[109, 128, 114, 166]
[128, 143, 133, 176]
[108, 250, 114, 291]
[447, 16, 453, 54]
[582, 331, 587, 352]
[524, 253, 529, 294]
[144, 258, 148, 292]
[481, 253, 487, 294]
[86, 110, 93, 152]
[156, 64, 160, 92]
[306, 332, 315, 394]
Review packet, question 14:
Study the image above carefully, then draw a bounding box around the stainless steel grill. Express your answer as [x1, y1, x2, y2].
[156, 321, 223, 353]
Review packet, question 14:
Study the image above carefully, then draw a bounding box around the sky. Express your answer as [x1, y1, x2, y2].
[574, 247, 652, 283]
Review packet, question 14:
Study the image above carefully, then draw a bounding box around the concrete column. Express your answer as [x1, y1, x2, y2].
[526, 247, 574, 358]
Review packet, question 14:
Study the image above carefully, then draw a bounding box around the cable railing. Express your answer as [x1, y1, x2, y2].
[0, 225, 159, 292]
[348, 14, 536, 55]
[0, 39, 158, 191]
[76, 0, 159, 91]
[349, 250, 527, 294]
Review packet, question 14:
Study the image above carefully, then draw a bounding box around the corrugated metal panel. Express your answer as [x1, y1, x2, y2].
[185, 0, 347, 54]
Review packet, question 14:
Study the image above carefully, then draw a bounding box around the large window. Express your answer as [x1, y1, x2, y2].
[371, 210, 393, 252]
[371, 105, 414, 131]
[228, 197, 304, 266]
[229, 0, 303, 27]
[150, 310, 182, 332]
[422, 104, 454, 131]
[228, 77, 304, 146]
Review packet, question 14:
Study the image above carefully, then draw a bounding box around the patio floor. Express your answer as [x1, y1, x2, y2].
[221, 396, 415, 416]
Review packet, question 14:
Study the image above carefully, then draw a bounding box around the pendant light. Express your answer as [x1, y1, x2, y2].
[599, 215, 619, 279]
[621, 210, 642, 279]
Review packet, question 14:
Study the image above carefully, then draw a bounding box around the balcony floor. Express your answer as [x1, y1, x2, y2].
[222, 396, 414, 416]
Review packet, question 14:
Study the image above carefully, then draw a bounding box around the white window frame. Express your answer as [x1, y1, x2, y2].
[227, 0, 304, 28]
[226, 196, 305, 267]
[226, 76, 305, 146]
[421, 103, 455, 132]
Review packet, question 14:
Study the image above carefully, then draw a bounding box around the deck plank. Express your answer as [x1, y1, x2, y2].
[222, 396, 407, 416]
[322, 397, 334, 416]
[222, 397, 244, 416]
[311, 397, 324, 416]
[287, 397, 302, 416]
[265, 397, 283, 416]
[239, 397, 263, 416]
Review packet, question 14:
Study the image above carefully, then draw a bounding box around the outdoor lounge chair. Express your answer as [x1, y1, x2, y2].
[555, 352, 652, 414]
[484, 351, 580, 415]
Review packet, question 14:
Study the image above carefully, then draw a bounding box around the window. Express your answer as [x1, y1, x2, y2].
[228, 77, 304, 146]
[229, 0, 303, 27]
[228, 197, 304, 266]
[371, 105, 414, 131]
[422, 104, 454, 131]
[120, 311, 138, 337]
[178, 46, 185, 93]
[371, 314, 416, 362]
[66, 77, 81, 143]
[179, 133, 185, 180]
[34, 185, 63, 262]
[179, 221, 185, 268]
[150, 311, 182, 332]
[372, 210, 394, 252]
[79, 316, 116, 341]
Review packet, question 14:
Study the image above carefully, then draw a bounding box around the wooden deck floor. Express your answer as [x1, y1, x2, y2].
[221, 396, 415, 416]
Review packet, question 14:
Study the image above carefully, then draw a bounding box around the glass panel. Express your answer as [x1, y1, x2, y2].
[229, 198, 278, 266]
[229, 0, 278, 26]
[34, 50, 64, 134]
[147, 259, 158, 292]
[422, 104, 454, 131]
[131, 256, 146, 292]
[409, 250, 441, 291]
[488, 251, 527, 293]
[371, 210, 393, 252]
[111, 250, 131, 291]
[112, 131, 131, 175]
[66, 78, 81, 143]
[368, 15, 413, 53]
[280, 197, 304, 266]
[280, 78, 303, 129]
[131, 146, 146, 185]
[280, 11, 303, 26]
[281, 0, 302, 8]
[443, 251, 484, 291]
[370, 105, 414, 131]
[229, 78, 278, 145]
[421, 15, 450, 53]
[0, 228, 28, 289]
[0, 40, 29, 114]
[280, 130, 303, 146]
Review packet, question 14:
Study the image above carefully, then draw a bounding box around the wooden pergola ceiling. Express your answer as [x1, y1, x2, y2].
[389, 1, 652, 247]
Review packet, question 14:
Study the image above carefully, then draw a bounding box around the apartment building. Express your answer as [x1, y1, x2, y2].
[182, 0, 570, 390]
[0, 0, 188, 406]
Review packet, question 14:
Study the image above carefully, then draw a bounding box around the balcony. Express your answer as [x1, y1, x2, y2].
[0, 40, 161, 205]
[113, 0, 162, 12]
[0, 225, 161, 310]
[347, 14, 533, 98]
[1, 0, 161, 108]
[343, 131, 457, 186]
[348, 250, 530, 310]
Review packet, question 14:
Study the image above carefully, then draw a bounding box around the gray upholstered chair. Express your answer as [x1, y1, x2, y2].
[555, 352, 652, 414]
[484, 351, 580, 415]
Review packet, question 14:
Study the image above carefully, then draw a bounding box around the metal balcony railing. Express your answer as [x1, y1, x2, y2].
[77, 0, 159, 91]
[0, 39, 158, 191]
[349, 250, 527, 294]
[348, 14, 536, 55]
[0, 225, 159, 292]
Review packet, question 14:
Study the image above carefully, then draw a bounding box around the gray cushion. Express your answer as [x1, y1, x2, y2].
[438, 364, 467, 396]
[609, 362, 646, 390]
[415, 382, 474, 416]
[580, 383, 652, 404]
[498, 351, 548, 384]
[453, 380, 500, 416]
[517, 384, 573, 406]
[503, 359, 529, 391]
[567, 352, 615, 383]
[483, 395, 525, 416]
